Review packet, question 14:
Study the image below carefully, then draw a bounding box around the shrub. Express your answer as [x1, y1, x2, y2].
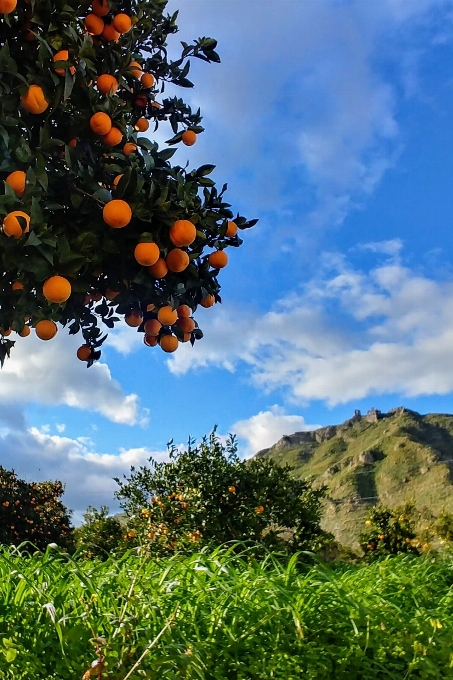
[74, 505, 124, 559]
[359, 502, 420, 558]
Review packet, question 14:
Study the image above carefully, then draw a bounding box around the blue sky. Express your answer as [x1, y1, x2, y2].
[2, 0, 453, 522]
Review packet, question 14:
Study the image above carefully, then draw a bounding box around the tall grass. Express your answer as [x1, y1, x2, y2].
[0, 545, 452, 679]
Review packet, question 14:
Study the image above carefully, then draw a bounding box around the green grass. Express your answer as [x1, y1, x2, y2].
[1, 546, 453, 679]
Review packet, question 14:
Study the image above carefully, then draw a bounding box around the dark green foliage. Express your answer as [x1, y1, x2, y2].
[359, 502, 420, 558]
[74, 505, 124, 559]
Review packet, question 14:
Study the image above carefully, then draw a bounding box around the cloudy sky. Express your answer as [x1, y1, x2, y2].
[2, 0, 453, 522]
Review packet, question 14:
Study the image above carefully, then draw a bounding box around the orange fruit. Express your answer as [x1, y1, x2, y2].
[177, 304, 191, 318]
[182, 130, 197, 146]
[106, 289, 119, 300]
[35, 320, 57, 340]
[77, 345, 91, 361]
[135, 117, 149, 132]
[176, 317, 195, 333]
[84, 13, 104, 35]
[200, 294, 215, 308]
[181, 332, 191, 343]
[112, 173, 124, 188]
[69, 138, 78, 148]
[97, 74, 118, 96]
[3, 211, 30, 238]
[123, 142, 136, 156]
[12, 281, 24, 291]
[208, 250, 228, 269]
[228, 485, 236, 493]
[103, 199, 132, 228]
[129, 61, 142, 78]
[125, 310, 143, 327]
[92, 0, 109, 17]
[160, 334, 178, 353]
[144, 319, 161, 335]
[166, 248, 189, 273]
[144, 334, 158, 347]
[226, 221, 238, 237]
[102, 127, 122, 146]
[146, 303, 155, 311]
[112, 12, 132, 33]
[42, 275, 71, 304]
[5, 170, 26, 197]
[102, 23, 120, 41]
[0, 0, 16, 13]
[21, 85, 49, 114]
[157, 305, 178, 326]
[19, 326, 30, 337]
[90, 111, 112, 135]
[141, 73, 155, 88]
[0, 328, 11, 336]
[53, 50, 75, 76]
[134, 242, 159, 266]
[255, 505, 265, 514]
[169, 219, 196, 247]
[147, 258, 168, 278]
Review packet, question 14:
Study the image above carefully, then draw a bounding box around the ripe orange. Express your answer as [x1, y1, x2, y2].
[208, 250, 228, 269]
[169, 219, 196, 247]
[69, 138, 78, 148]
[0, 0, 16, 14]
[144, 319, 161, 336]
[112, 173, 124, 188]
[84, 13, 104, 35]
[254, 505, 265, 514]
[228, 485, 236, 493]
[106, 289, 119, 300]
[177, 304, 191, 318]
[112, 12, 132, 33]
[103, 199, 132, 228]
[125, 310, 143, 327]
[19, 326, 30, 337]
[166, 248, 189, 273]
[144, 334, 158, 347]
[102, 23, 120, 41]
[43, 275, 71, 304]
[141, 73, 155, 88]
[21, 85, 49, 114]
[134, 242, 160, 266]
[129, 61, 142, 78]
[92, 0, 109, 17]
[53, 50, 75, 76]
[151, 101, 162, 110]
[176, 317, 195, 333]
[123, 142, 136, 156]
[182, 130, 197, 146]
[12, 281, 24, 291]
[97, 74, 118, 95]
[35, 320, 57, 340]
[160, 334, 178, 353]
[77, 345, 91, 361]
[135, 117, 149, 132]
[147, 258, 168, 278]
[102, 127, 122, 146]
[200, 294, 215, 308]
[3, 211, 30, 238]
[226, 221, 238, 237]
[181, 332, 191, 343]
[6, 170, 26, 197]
[146, 303, 155, 311]
[0, 328, 11, 336]
[90, 112, 112, 135]
[157, 305, 178, 326]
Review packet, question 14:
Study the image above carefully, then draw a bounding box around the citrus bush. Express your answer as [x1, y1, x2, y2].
[0, 466, 73, 550]
[359, 503, 420, 559]
[0, 0, 256, 366]
[74, 504, 124, 558]
[114, 430, 328, 555]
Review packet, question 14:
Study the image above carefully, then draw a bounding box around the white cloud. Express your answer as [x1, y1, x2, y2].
[233, 406, 319, 457]
[56, 424, 66, 433]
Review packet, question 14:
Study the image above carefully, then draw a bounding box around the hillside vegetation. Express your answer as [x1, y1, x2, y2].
[255, 407, 453, 546]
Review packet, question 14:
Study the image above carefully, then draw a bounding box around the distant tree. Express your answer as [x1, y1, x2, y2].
[114, 430, 327, 555]
[74, 505, 124, 559]
[0, 466, 73, 551]
[359, 502, 420, 559]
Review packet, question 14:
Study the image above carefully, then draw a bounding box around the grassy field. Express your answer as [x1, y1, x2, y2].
[1, 546, 453, 679]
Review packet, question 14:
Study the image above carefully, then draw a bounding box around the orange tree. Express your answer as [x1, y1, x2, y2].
[114, 430, 327, 556]
[359, 503, 420, 559]
[74, 504, 124, 558]
[0, 466, 73, 550]
[0, 0, 256, 366]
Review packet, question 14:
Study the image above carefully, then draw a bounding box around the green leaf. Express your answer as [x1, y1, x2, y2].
[5, 648, 17, 663]
[31, 197, 44, 227]
[196, 165, 216, 177]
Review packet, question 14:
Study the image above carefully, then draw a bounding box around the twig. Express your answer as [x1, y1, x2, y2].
[121, 607, 179, 680]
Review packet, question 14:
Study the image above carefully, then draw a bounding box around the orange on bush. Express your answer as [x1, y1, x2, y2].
[53, 50, 75, 76]
[147, 258, 168, 278]
[177, 304, 191, 318]
[102, 127, 122, 146]
[92, 0, 109, 16]
[0, 0, 17, 14]
[19, 326, 30, 337]
[112, 173, 124, 188]
[228, 485, 236, 493]
[21, 85, 49, 114]
[12, 281, 24, 291]
[129, 61, 142, 78]
[166, 248, 189, 273]
[97, 74, 118, 95]
[144, 319, 161, 336]
[182, 130, 197, 146]
[43, 275, 71, 304]
[200, 294, 215, 308]
[160, 334, 178, 353]
[134, 242, 159, 266]
[77, 345, 91, 361]
[255, 505, 265, 514]
[141, 73, 155, 88]
[135, 117, 149, 132]
[112, 13, 132, 33]
[3, 211, 30, 238]
[123, 142, 137, 156]
[84, 13, 104, 35]
[0, 328, 11, 336]
[35, 320, 57, 340]
[144, 334, 158, 347]
[125, 310, 143, 327]
[6, 170, 26, 197]
[226, 221, 238, 237]
[90, 111, 112, 135]
[103, 199, 132, 228]
[157, 305, 178, 326]
[169, 219, 196, 247]
[208, 250, 228, 269]
[177, 317, 195, 333]
[102, 22, 120, 41]
[181, 332, 191, 343]
[68, 138, 78, 148]
[106, 289, 119, 300]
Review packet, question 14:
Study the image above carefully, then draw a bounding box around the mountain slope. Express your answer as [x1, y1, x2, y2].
[255, 407, 453, 547]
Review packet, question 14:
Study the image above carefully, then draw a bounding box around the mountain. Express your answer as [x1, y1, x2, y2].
[255, 407, 453, 547]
